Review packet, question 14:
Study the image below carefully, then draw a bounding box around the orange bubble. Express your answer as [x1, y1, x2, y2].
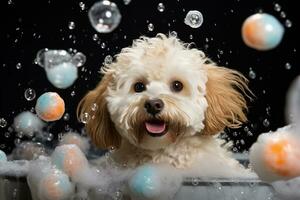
[36, 92, 65, 122]
[264, 138, 300, 177]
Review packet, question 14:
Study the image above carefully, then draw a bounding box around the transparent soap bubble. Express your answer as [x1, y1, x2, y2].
[80, 112, 91, 124]
[184, 10, 203, 28]
[157, 3, 165, 12]
[123, 0, 131, 5]
[24, 88, 36, 101]
[0, 118, 7, 128]
[148, 23, 154, 31]
[88, 0, 122, 33]
[68, 21, 76, 30]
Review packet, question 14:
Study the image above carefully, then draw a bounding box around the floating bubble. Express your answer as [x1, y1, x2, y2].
[104, 55, 113, 65]
[88, 0, 122, 33]
[35, 49, 85, 88]
[248, 69, 256, 79]
[79, 2, 86, 10]
[242, 13, 284, 51]
[35, 92, 65, 122]
[123, 0, 131, 5]
[148, 23, 154, 31]
[0, 150, 7, 162]
[24, 88, 36, 101]
[80, 112, 90, 124]
[91, 103, 98, 111]
[71, 52, 86, 67]
[170, 31, 177, 37]
[284, 62, 292, 70]
[184, 10, 203, 28]
[63, 113, 70, 121]
[0, 118, 7, 128]
[273, 3, 281, 12]
[285, 19, 292, 28]
[129, 165, 161, 199]
[68, 21, 76, 30]
[16, 62, 22, 69]
[14, 111, 44, 136]
[263, 118, 270, 127]
[157, 3, 165, 12]
[51, 144, 89, 177]
[93, 33, 99, 41]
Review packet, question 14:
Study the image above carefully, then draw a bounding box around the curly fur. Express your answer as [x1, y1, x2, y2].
[77, 34, 252, 175]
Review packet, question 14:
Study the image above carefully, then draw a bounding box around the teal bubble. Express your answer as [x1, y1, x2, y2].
[129, 165, 161, 199]
[45, 62, 78, 89]
[0, 150, 7, 162]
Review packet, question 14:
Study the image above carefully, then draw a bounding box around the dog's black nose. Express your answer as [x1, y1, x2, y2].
[144, 99, 164, 115]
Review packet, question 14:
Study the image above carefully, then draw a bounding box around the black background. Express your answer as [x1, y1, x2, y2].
[0, 0, 298, 154]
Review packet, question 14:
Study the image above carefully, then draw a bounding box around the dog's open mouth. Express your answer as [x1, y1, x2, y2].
[145, 120, 168, 137]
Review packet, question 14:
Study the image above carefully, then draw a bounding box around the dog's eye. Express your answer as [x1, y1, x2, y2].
[171, 81, 183, 92]
[134, 82, 146, 93]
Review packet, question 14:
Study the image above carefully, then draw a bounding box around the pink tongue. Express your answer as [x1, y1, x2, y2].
[145, 122, 166, 134]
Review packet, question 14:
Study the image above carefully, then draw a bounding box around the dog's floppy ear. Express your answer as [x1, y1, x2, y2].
[77, 74, 121, 149]
[202, 64, 251, 135]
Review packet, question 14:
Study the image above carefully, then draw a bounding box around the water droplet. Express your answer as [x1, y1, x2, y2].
[280, 11, 286, 18]
[93, 34, 99, 41]
[72, 52, 86, 67]
[123, 0, 131, 5]
[104, 55, 113, 65]
[113, 190, 123, 200]
[14, 138, 21, 146]
[79, 2, 86, 10]
[157, 3, 165, 12]
[24, 88, 36, 101]
[88, 0, 122, 33]
[47, 133, 54, 141]
[4, 132, 11, 138]
[109, 146, 116, 153]
[191, 178, 199, 186]
[263, 119, 270, 127]
[0, 118, 7, 128]
[285, 19, 292, 28]
[68, 21, 76, 30]
[63, 113, 70, 121]
[101, 42, 106, 49]
[285, 62, 291, 70]
[274, 3, 281, 12]
[148, 23, 154, 31]
[91, 103, 98, 111]
[248, 69, 256, 79]
[71, 91, 76, 97]
[0, 144, 6, 149]
[16, 62, 22, 69]
[184, 10, 203, 28]
[80, 112, 91, 124]
[240, 139, 245, 145]
[170, 31, 177, 37]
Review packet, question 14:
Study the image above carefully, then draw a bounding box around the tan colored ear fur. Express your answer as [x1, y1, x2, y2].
[202, 64, 251, 135]
[77, 74, 121, 149]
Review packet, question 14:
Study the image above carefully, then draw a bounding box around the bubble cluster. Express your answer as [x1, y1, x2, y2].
[88, 0, 122, 33]
[184, 10, 203, 28]
[35, 49, 86, 88]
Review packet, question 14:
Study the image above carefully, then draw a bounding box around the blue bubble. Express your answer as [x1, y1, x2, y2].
[0, 150, 7, 162]
[128, 165, 161, 199]
[45, 62, 78, 89]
